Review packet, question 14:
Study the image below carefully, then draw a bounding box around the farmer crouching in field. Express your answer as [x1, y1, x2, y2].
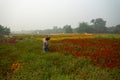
[43, 36, 51, 52]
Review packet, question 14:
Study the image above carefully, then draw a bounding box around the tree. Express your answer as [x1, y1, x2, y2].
[76, 22, 93, 33]
[53, 26, 58, 33]
[52, 26, 63, 33]
[91, 18, 107, 33]
[107, 26, 115, 33]
[4, 27, 10, 35]
[0, 25, 10, 37]
[63, 25, 73, 33]
[113, 24, 120, 33]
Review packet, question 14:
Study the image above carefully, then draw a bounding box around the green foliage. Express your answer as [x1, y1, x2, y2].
[91, 18, 107, 33]
[94, 34, 120, 39]
[63, 25, 73, 33]
[76, 22, 94, 33]
[113, 24, 120, 33]
[0, 25, 10, 36]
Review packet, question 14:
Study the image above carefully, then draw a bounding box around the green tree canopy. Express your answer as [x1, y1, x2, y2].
[76, 22, 93, 33]
[113, 24, 120, 33]
[0, 25, 10, 36]
[63, 25, 73, 33]
[91, 18, 107, 33]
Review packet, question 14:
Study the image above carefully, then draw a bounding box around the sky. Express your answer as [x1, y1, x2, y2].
[0, 0, 120, 31]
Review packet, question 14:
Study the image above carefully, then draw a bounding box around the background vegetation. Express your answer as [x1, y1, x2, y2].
[32, 18, 120, 34]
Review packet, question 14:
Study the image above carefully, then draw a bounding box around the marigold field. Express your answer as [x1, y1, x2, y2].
[0, 34, 120, 80]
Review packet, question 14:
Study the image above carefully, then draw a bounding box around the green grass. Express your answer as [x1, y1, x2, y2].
[94, 34, 120, 39]
[0, 36, 120, 80]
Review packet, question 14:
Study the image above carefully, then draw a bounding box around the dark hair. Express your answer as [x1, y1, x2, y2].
[45, 36, 50, 40]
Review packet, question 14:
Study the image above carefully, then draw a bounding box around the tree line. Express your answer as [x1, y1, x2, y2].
[37, 18, 120, 34]
[0, 18, 120, 35]
[0, 25, 10, 38]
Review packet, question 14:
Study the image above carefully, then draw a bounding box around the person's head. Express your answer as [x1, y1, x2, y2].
[45, 35, 50, 41]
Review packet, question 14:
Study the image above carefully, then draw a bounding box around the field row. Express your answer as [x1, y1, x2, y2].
[50, 38, 120, 68]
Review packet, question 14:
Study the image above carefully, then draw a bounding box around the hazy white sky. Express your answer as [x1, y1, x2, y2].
[0, 0, 120, 31]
